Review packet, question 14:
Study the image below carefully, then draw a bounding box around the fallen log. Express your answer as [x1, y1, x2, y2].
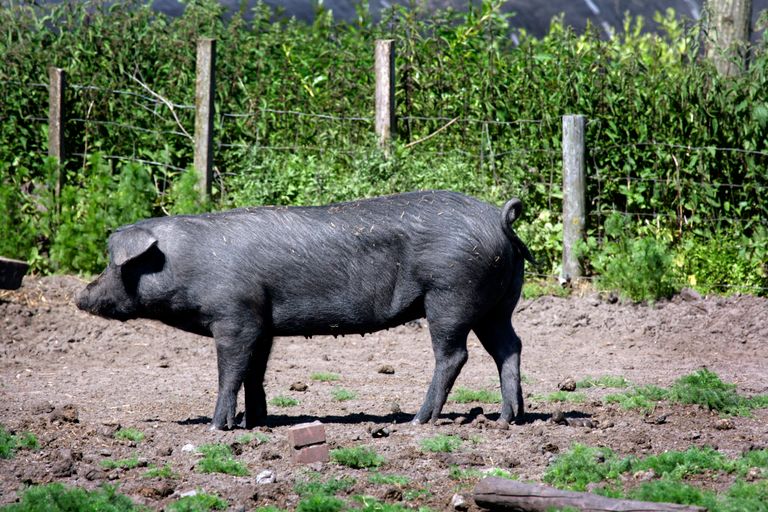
[474, 477, 706, 512]
[0, 256, 29, 290]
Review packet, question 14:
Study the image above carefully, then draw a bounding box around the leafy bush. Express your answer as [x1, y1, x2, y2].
[586, 214, 681, 302]
[0, 426, 39, 459]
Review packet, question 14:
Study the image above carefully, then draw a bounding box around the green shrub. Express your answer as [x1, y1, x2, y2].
[143, 464, 178, 479]
[420, 434, 463, 453]
[196, 444, 248, 476]
[2, 483, 139, 512]
[0, 426, 38, 459]
[604, 385, 668, 411]
[368, 473, 410, 486]
[543, 444, 631, 491]
[330, 446, 385, 469]
[587, 214, 681, 302]
[667, 368, 752, 415]
[236, 432, 269, 445]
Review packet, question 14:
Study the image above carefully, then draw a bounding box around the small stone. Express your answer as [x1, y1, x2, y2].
[558, 377, 577, 392]
[371, 426, 390, 438]
[98, 423, 121, 438]
[540, 442, 559, 454]
[633, 469, 657, 481]
[390, 402, 402, 414]
[181, 443, 196, 453]
[179, 489, 199, 498]
[156, 446, 173, 457]
[566, 418, 594, 429]
[715, 418, 735, 430]
[746, 467, 763, 481]
[256, 470, 276, 484]
[290, 382, 308, 392]
[377, 365, 395, 375]
[454, 416, 468, 425]
[451, 493, 469, 511]
[84, 467, 107, 481]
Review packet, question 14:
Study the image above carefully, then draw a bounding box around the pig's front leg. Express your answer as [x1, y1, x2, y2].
[211, 316, 263, 430]
[241, 339, 273, 429]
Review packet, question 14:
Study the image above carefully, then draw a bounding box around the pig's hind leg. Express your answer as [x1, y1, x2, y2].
[473, 312, 524, 427]
[412, 295, 471, 424]
[211, 316, 265, 430]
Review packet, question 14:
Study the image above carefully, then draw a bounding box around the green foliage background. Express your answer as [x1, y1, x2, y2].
[0, 0, 766, 296]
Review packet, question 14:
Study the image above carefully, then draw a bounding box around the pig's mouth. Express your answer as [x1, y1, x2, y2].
[75, 289, 137, 321]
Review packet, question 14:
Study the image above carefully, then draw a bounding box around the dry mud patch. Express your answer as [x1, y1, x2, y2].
[1, 276, 767, 510]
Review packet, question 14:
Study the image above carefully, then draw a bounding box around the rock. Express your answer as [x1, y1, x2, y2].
[98, 423, 121, 438]
[451, 493, 469, 511]
[51, 449, 76, 477]
[156, 446, 173, 457]
[390, 402, 402, 414]
[377, 364, 395, 374]
[84, 466, 107, 481]
[566, 417, 594, 428]
[746, 467, 763, 481]
[371, 426, 390, 438]
[179, 489, 199, 498]
[633, 469, 657, 481]
[290, 381, 308, 392]
[558, 377, 577, 392]
[679, 288, 702, 302]
[540, 442, 559, 454]
[256, 470, 276, 484]
[181, 443, 196, 453]
[715, 418, 735, 430]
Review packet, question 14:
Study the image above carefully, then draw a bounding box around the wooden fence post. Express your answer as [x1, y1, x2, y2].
[375, 39, 396, 150]
[703, 0, 753, 76]
[561, 114, 586, 284]
[48, 67, 66, 200]
[194, 38, 216, 200]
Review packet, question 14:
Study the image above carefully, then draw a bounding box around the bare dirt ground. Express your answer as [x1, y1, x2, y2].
[1, 275, 767, 510]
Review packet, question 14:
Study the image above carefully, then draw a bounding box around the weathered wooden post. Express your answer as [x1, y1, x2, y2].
[194, 38, 216, 199]
[703, 0, 753, 76]
[375, 39, 396, 151]
[48, 66, 66, 199]
[561, 114, 586, 284]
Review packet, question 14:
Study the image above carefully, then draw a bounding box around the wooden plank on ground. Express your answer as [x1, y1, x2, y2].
[0, 257, 29, 290]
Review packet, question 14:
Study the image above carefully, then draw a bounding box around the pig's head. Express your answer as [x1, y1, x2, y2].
[76, 226, 163, 320]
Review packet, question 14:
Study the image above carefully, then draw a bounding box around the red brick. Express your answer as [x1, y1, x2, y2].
[292, 443, 330, 464]
[287, 421, 326, 449]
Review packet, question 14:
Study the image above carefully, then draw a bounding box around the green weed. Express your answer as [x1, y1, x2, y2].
[236, 432, 269, 445]
[294, 475, 356, 497]
[604, 385, 668, 411]
[543, 444, 631, 491]
[368, 473, 410, 486]
[331, 388, 356, 401]
[270, 396, 299, 407]
[311, 372, 341, 382]
[350, 495, 415, 511]
[448, 466, 482, 482]
[143, 464, 178, 479]
[100, 456, 142, 470]
[330, 446, 385, 469]
[196, 444, 248, 476]
[2, 483, 139, 512]
[114, 428, 145, 443]
[534, 391, 587, 403]
[420, 434, 463, 453]
[576, 376, 630, 389]
[0, 425, 38, 459]
[295, 494, 346, 512]
[165, 491, 227, 512]
[449, 387, 502, 404]
[667, 368, 765, 416]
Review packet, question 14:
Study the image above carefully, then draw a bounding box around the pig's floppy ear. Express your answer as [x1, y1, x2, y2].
[109, 227, 159, 266]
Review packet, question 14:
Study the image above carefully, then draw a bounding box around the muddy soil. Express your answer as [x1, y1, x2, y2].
[1, 276, 767, 510]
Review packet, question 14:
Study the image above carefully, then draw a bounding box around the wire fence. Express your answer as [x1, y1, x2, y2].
[2, 75, 767, 295]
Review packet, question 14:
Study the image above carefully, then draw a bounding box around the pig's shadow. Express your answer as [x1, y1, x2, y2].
[174, 410, 588, 428]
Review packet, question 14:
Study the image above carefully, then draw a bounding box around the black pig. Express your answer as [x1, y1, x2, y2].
[77, 190, 533, 429]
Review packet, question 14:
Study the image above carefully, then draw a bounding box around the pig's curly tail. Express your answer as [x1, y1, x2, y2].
[501, 198, 536, 265]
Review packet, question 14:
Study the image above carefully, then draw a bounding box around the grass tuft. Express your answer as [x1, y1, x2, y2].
[296, 494, 346, 512]
[114, 428, 145, 443]
[331, 387, 356, 401]
[331, 446, 385, 469]
[165, 491, 228, 511]
[100, 456, 142, 470]
[576, 376, 630, 389]
[368, 473, 410, 486]
[449, 387, 502, 404]
[311, 372, 341, 382]
[0, 425, 39, 459]
[294, 475, 356, 497]
[143, 464, 178, 479]
[270, 395, 299, 407]
[420, 434, 463, 453]
[2, 483, 139, 512]
[197, 444, 248, 476]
